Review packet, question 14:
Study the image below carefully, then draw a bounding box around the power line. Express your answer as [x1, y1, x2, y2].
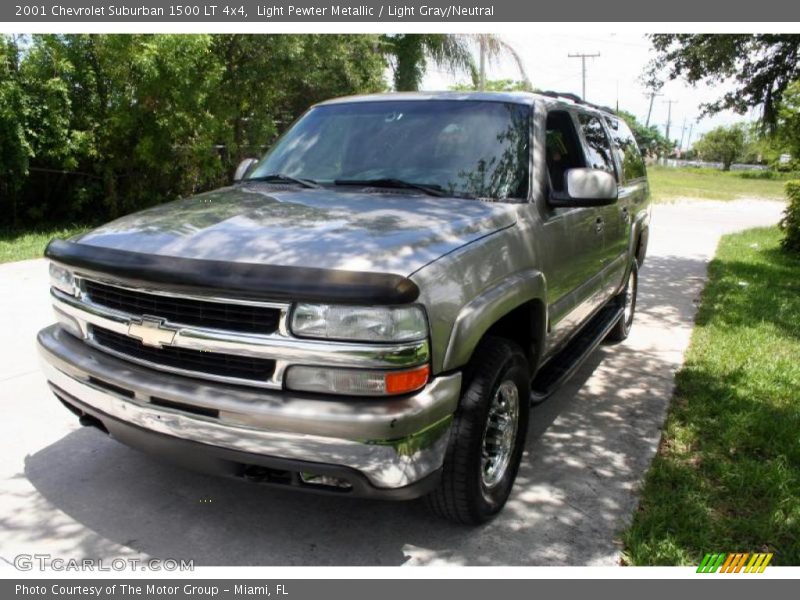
[549, 33, 650, 49]
[568, 52, 600, 101]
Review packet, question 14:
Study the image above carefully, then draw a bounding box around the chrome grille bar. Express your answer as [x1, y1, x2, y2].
[50, 280, 430, 389]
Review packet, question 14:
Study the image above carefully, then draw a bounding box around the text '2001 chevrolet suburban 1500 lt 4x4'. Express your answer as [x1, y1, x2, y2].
[38, 91, 650, 524]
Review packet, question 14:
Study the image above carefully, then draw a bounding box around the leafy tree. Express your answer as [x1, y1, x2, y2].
[616, 109, 673, 157]
[18, 34, 224, 220]
[209, 35, 386, 167]
[0, 35, 31, 226]
[450, 78, 531, 92]
[647, 34, 800, 129]
[693, 124, 747, 170]
[0, 34, 387, 228]
[775, 80, 800, 161]
[473, 35, 531, 91]
[738, 122, 787, 165]
[381, 34, 474, 92]
[381, 34, 530, 92]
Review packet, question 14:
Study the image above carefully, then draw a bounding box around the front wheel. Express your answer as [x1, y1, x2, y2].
[426, 337, 530, 524]
[606, 260, 638, 342]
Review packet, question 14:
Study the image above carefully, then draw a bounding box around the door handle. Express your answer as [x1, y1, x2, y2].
[621, 207, 630, 222]
[595, 217, 604, 234]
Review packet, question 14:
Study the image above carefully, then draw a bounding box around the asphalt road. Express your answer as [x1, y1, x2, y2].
[0, 200, 786, 567]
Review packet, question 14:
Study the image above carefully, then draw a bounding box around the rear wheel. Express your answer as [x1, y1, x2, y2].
[606, 260, 638, 342]
[426, 337, 530, 524]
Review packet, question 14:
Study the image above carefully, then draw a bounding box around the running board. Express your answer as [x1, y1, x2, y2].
[530, 303, 624, 404]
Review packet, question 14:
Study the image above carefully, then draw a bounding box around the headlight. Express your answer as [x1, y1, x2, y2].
[291, 304, 428, 342]
[285, 364, 430, 396]
[49, 262, 75, 296]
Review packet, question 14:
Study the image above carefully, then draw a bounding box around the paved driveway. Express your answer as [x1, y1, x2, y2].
[0, 200, 786, 567]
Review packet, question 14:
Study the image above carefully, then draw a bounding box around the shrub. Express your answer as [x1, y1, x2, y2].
[0, 34, 388, 229]
[781, 181, 800, 254]
[773, 158, 800, 173]
[738, 170, 800, 181]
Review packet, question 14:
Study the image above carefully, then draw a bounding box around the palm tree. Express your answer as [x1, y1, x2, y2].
[474, 34, 531, 92]
[381, 34, 531, 92]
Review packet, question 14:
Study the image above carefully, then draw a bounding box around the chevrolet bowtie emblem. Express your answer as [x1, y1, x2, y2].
[127, 317, 177, 348]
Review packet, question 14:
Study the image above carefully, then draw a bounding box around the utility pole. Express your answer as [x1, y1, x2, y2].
[568, 52, 600, 100]
[663, 99, 677, 144]
[645, 90, 663, 127]
[686, 123, 694, 151]
[478, 38, 486, 91]
[678, 117, 688, 150]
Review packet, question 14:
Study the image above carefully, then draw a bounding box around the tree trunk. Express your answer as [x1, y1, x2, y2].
[392, 35, 426, 92]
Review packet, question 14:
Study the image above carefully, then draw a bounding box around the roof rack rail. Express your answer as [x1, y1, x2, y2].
[537, 90, 617, 115]
[539, 90, 583, 104]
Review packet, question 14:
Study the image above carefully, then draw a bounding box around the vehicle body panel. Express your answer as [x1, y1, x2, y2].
[37, 91, 650, 497]
[77, 185, 518, 276]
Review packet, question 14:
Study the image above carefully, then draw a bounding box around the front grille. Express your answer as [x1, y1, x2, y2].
[91, 326, 276, 383]
[83, 280, 280, 335]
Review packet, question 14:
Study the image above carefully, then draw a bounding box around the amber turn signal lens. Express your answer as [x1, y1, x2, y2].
[384, 364, 430, 395]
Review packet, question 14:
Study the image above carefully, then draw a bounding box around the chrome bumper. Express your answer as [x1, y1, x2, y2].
[38, 324, 461, 490]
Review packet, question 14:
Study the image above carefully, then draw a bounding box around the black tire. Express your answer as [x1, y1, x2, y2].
[606, 260, 638, 343]
[426, 336, 530, 524]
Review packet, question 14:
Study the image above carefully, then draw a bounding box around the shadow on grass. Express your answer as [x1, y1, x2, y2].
[693, 247, 800, 340]
[625, 366, 800, 565]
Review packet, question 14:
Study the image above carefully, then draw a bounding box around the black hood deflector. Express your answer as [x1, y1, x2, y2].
[45, 239, 420, 304]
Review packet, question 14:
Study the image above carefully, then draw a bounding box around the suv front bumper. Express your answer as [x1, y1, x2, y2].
[37, 324, 461, 498]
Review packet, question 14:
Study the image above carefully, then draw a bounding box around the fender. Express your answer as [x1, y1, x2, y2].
[442, 269, 547, 371]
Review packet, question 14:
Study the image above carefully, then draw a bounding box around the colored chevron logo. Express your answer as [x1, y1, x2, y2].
[697, 552, 773, 573]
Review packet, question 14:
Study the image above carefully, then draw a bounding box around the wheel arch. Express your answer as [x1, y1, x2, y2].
[635, 223, 649, 266]
[442, 269, 547, 373]
[630, 211, 649, 268]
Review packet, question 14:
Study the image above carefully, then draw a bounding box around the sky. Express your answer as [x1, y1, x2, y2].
[421, 33, 758, 149]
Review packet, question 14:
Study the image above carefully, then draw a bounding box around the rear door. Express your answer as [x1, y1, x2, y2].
[575, 112, 626, 300]
[606, 116, 649, 289]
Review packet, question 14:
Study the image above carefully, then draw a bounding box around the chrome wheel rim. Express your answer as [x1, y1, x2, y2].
[481, 380, 520, 489]
[623, 269, 636, 325]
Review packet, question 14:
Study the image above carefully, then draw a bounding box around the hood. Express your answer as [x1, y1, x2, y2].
[75, 184, 517, 276]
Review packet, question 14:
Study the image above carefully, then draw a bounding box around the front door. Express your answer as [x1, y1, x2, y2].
[537, 109, 609, 355]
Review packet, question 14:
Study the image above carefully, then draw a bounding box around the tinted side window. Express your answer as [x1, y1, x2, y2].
[577, 114, 615, 175]
[608, 118, 647, 182]
[545, 111, 585, 192]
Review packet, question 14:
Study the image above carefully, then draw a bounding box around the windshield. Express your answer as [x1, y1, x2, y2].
[247, 100, 531, 200]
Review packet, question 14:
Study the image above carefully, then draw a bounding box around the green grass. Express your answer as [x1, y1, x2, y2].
[649, 166, 790, 203]
[623, 226, 800, 565]
[0, 225, 90, 264]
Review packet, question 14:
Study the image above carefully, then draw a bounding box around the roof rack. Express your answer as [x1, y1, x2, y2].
[537, 90, 617, 116]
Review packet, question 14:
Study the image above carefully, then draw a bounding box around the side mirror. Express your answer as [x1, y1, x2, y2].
[233, 158, 258, 182]
[549, 168, 618, 207]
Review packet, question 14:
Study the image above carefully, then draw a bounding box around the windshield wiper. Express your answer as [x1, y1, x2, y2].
[246, 173, 319, 188]
[333, 178, 447, 197]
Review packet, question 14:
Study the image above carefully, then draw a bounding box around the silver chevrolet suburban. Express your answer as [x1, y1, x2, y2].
[38, 91, 650, 524]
